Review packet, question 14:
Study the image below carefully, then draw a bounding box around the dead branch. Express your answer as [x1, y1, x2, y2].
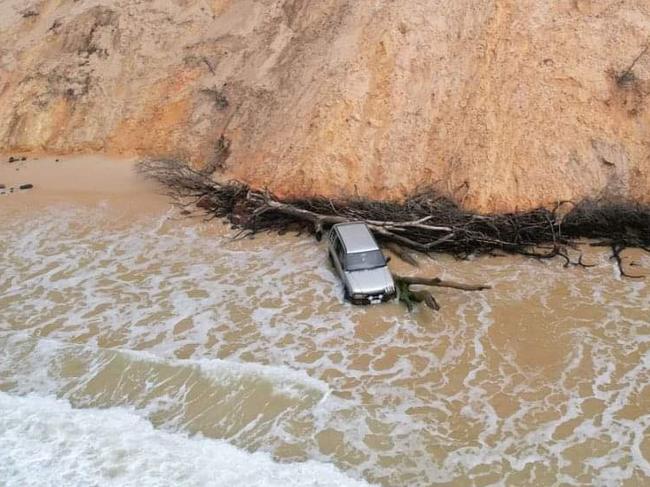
[617, 43, 650, 85]
[610, 243, 645, 279]
[393, 274, 488, 312]
[137, 158, 650, 282]
[393, 275, 491, 291]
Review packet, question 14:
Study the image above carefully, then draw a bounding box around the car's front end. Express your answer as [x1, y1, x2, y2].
[344, 266, 397, 305]
[348, 290, 396, 305]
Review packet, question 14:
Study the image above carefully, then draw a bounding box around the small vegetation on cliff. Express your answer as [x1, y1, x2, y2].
[615, 43, 649, 88]
[139, 159, 650, 285]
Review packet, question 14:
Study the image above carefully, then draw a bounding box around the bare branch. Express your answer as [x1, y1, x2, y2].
[137, 158, 650, 285]
[394, 275, 491, 291]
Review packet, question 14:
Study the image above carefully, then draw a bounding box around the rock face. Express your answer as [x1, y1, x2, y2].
[1, 0, 649, 212]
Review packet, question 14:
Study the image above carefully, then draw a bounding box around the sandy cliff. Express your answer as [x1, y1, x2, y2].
[1, 0, 649, 212]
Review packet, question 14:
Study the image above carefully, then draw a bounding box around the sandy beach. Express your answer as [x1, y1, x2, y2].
[0, 155, 168, 212]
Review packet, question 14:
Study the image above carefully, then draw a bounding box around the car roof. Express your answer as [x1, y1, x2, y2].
[333, 222, 379, 253]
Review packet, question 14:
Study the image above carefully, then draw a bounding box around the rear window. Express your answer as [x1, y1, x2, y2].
[344, 250, 386, 271]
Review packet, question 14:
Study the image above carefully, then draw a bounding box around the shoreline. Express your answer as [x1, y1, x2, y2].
[141, 158, 650, 279]
[2, 154, 648, 278]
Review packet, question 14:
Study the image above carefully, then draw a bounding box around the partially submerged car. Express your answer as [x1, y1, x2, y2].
[328, 222, 396, 304]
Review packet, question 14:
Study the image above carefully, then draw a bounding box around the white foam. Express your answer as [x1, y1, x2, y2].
[121, 348, 331, 397]
[0, 391, 372, 487]
[3, 203, 650, 486]
[0, 332, 329, 397]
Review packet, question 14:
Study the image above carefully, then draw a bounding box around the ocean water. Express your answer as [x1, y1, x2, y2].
[0, 391, 370, 487]
[1, 201, 649, 486]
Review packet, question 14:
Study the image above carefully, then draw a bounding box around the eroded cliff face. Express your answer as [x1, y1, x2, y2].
[1, 0, 649, 212]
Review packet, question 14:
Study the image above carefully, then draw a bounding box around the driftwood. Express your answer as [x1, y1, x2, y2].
[138, 158, 650, 281]
[394, 275, 492, 291]
[394, 274, 491, 312]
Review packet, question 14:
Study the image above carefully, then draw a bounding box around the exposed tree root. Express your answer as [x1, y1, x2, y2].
[138, 158, 650, 283]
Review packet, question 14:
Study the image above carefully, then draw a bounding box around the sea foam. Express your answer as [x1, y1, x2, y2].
[0, 391, 371, 487]
[3, 203, 650, 485]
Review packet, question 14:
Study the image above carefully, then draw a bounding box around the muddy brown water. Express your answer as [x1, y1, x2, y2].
[1, 158, 649, 486]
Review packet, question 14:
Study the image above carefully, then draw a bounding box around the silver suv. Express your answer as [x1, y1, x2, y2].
[328, 222, 396, 304]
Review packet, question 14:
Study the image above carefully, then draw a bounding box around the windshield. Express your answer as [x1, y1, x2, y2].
[344, 250, 386, 271]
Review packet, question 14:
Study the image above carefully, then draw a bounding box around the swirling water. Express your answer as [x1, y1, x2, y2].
[1, 199, 649, 486]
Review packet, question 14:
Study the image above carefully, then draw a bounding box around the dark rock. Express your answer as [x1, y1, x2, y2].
[0, 184, 5, 189]
[19, 184, 34, 190]
[8, 156, 17, 163]
[21, 157, 27, 161]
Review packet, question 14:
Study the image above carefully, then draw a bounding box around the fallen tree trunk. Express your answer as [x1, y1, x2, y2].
[393, 274, 490, 311]
[138, 158, 650, 278]
[393, 275, 492, 292]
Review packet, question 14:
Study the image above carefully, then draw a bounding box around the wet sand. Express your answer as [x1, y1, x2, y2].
[1, 156, 649, 486]
[0, 155, 168, 212]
